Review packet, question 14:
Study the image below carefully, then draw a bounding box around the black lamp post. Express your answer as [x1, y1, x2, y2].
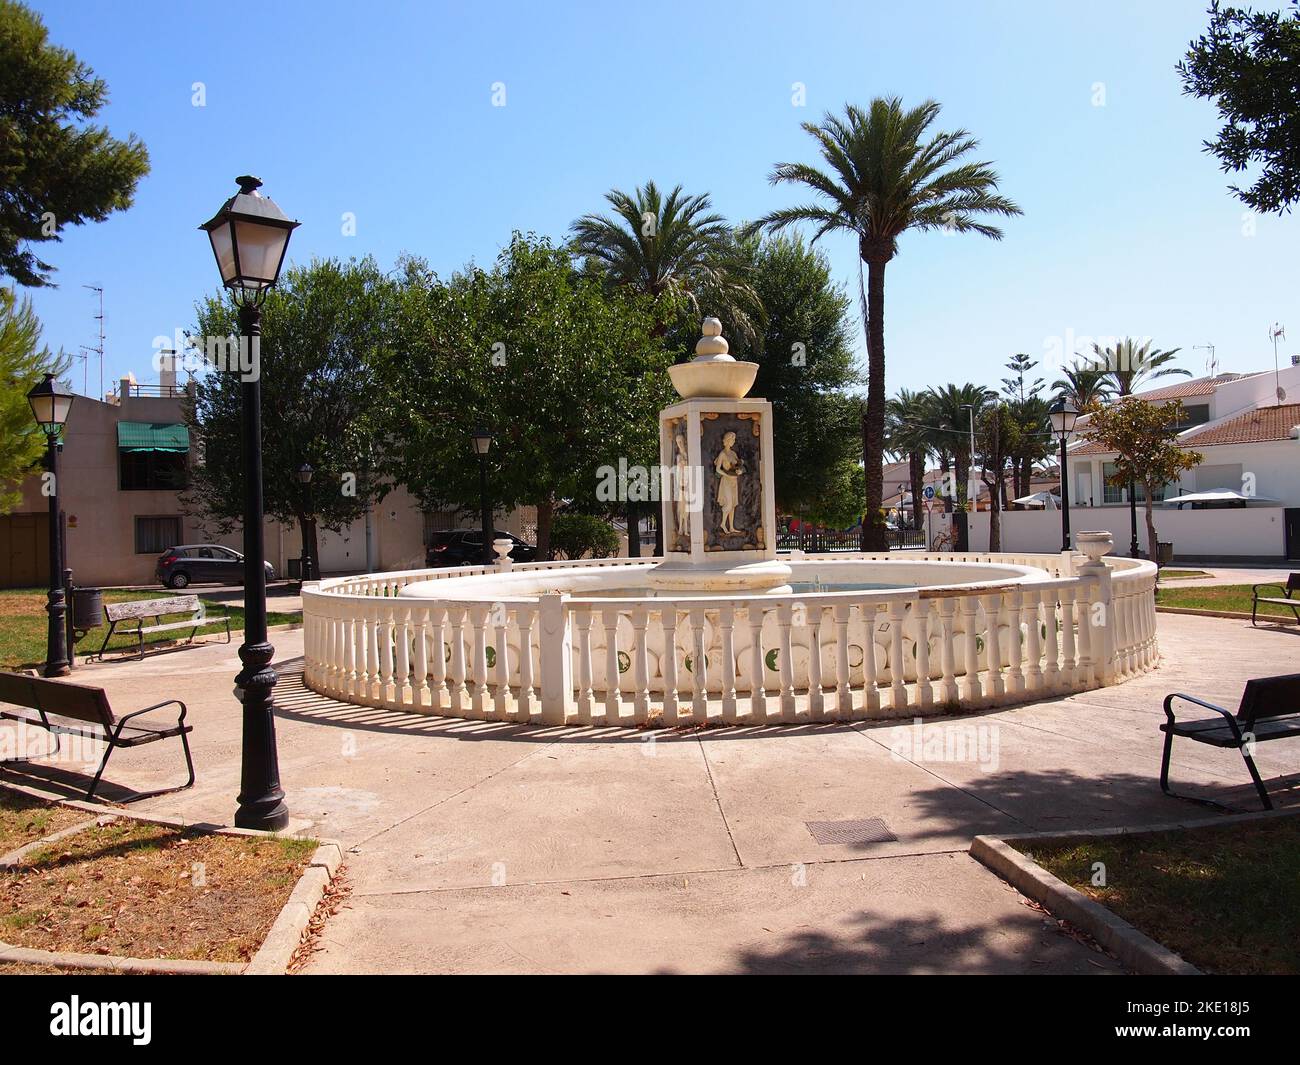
[297, 463, 315, 583]
[27, 373, 75, 678]
[200, 176, 299, 832]
[1048, 396, 1079, 552]
[471, 428, 494, 566]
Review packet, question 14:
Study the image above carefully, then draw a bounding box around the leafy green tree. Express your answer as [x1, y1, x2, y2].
[387, 233, 674, 560]
[0, 0, 149, 287]
[0, 288, 67, 511]
[1086, 399, 1204, 561]
[752, 97, 1021, 549]
[715, 233, 861, 526]
[182, 258, 398, 566]
[550, 513, 620, 560]
[1179, 1, 1300, 213]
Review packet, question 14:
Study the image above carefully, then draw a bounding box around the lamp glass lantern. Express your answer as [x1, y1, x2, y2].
[298, 463, 314, 484]
[199, 176, 300, 299]
[1048, 396, 1080, 437]
[27, 373, 75, 432]
[471, 428, 493, 456]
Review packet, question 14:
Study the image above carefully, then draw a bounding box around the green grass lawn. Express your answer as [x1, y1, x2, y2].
[0, 588, 300, 671]
[1022, 817, 1300, 975]
[1155, 582, 1299, 620]
[1155, 568, 1212, 581]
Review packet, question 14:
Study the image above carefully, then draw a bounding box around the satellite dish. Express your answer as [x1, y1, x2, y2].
[1278, 387, 1288, 403]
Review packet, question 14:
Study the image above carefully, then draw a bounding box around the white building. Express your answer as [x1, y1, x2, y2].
[970, 360, 1300, 561]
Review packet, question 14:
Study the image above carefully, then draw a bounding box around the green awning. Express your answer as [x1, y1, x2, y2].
[117, 422, 190, 453]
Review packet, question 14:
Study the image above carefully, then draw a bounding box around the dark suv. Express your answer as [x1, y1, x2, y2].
[426, 530, 536, 567]
[156, 544, 278, 589]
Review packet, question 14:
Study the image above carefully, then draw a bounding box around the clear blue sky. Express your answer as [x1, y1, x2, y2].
[22, 0, 1299, 399]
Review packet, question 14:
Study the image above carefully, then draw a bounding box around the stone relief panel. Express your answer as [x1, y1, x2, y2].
[701, 411, 764, 552]
[663, 415, 691, 553]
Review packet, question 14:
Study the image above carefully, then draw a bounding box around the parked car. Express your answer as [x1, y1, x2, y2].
[156, 545, 277, 589]
[426, 530, 536, 567]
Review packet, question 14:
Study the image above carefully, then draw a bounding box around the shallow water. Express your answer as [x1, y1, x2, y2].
[579, 580, 906, 598]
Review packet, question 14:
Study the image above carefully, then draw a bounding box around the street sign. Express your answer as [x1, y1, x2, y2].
[922, 485, 935, 501]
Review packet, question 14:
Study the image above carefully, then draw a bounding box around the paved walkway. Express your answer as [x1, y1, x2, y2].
[3, 614, 1296, 974]
[1159, 564, 1294, 588]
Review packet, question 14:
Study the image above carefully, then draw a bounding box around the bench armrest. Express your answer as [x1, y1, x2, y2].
[1163, 693, 1243, 741]
[1252, 583, 1289, 597]
[117, 699, 188, 729]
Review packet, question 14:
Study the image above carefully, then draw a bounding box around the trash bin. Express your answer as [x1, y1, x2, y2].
[1157, 541, 1174, 564]
[287, 557, 303, 580]
[71, 587, 104, 630]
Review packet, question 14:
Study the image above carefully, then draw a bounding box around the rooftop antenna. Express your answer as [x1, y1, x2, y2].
[1269, 323, 1286, 405]
[83, 284, 104, 399]
[1193, 342, 1217, 377]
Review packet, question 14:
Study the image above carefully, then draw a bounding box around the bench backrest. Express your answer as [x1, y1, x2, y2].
[104, 595, 200, 622]
[1287, 573, 1300, 595]
[0, 671, 114, 728]
[1237, 673, 1300, 727]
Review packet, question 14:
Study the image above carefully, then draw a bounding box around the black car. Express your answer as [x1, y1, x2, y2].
[156, 544, 278, 589]
[426, 530, 536, 567]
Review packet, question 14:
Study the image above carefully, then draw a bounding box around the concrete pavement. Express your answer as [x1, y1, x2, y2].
[2, 613, 1296, 974]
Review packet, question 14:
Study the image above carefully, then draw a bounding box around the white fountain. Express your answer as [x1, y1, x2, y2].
[648, 317, 793, 593]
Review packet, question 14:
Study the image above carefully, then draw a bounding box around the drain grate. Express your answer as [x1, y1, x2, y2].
[804, 817, 898, 846]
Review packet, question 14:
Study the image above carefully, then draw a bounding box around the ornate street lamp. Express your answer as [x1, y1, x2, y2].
[297, 463, 315, 583]
[471, 428, 494, 566]
[1048, 396, 1079, 552]
[199, 176, 299, 831]
[27, 373, 75, 677]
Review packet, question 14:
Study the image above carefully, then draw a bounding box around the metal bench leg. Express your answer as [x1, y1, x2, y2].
[1251, 598, 1259, 627]
[96, 621, 117, 660]
[225, 619, 232, 644]
[138, 627, 146, 661]
[1239, 747, 1274, 811]
[1159, 728, 1175, 796]
[85, 741, 116, 800]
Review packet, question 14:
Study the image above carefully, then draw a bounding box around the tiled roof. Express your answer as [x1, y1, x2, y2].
[1179, 403, 1300, 446]
[1131, 373, 1255, 402]
[1069, 402, 1300, 455]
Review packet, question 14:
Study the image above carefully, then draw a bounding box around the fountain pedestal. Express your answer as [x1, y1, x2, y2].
[649, 319, 792, 593]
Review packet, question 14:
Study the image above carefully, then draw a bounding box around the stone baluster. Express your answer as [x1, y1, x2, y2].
[660, 608, 679, 728]
[807, 606, 826, 721]
[515, 605, 536, 721]
[861, 605, 880, 718]
[429, 606, 448, 710]
[960, 596, 981, 703]
[469, 604, 490, 719]
[982, 594, 1004, 705]
[446, 606, 469, 716]
[833, 604, 851, 719]
[720, 604, 739, 723]
[777, 601, 797, 723]
[412, 606, 430, 709]
[493, 604, 512, 721]
[632, 604, 651, 724]
[887, 601, 907, 714]
[603, 608, 621, 726]
[937, 597, 959, 705]
[748, 607, 766, 724]
[690, 607, 709, 725]
[914, 599, 933, 710]
[575, 608, 595, 726]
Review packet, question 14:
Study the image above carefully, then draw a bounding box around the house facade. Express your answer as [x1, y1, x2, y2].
[2, 364, 532, 588]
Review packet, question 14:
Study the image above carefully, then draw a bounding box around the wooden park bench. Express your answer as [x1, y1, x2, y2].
[0, 672, 194, 801]
[1160, 673, 1300, 810]
[1251, 573, 1300, 627]
[96, 594, 231, 661]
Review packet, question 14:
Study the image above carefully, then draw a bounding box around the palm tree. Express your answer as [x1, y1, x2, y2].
[1087, 338, 1189, 397]
[926, 383, 995, 513]
[751, 98, 1021, 549]
[1051, 363, 1113, 411]
[885, 389, 931, 530]
[570, 180, 760, 341]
